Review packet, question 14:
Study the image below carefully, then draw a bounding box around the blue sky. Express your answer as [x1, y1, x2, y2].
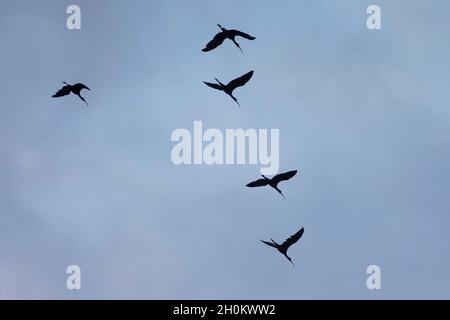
[1, 0, 450, 299]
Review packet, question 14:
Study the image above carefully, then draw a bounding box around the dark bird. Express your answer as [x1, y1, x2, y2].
[52, 82, 90, 106]
[202, 24, 255, 53]
[246, 170, 297, 199]
[203, 70, 254, 107]
[260, 227, 304, 266]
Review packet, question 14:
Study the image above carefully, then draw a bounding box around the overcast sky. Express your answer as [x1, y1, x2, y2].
[1, 0, 450, 299]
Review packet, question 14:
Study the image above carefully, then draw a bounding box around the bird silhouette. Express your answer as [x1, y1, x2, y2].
[203, 70, 254, 107]
[246, 170, 297, 199]
[202, 24, 255, 53]
[52, 82, 90, 106]
[260, 227, 304, 266]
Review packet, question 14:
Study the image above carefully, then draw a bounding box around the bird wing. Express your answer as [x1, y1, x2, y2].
[72, 83, 90, 92]
[227, 70, 254, 91]
[203, 82, 222, 91]
[230, 29, 256, 40]
[52, 85, 71, 98]
[246, 178, 270, 187]
[202, 32, 227, 52]
[280, 228, 304, 252]
[271, 170, 298, 185]
[260, 240, 277, 248]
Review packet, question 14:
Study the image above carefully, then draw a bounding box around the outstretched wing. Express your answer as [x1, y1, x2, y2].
[260, 240, 277, 248]
[280, 228, 304, 252]
[230, 29, 256, 40]
[202, 32, 227, 52]
[271, 170, 297, 185]
[203, 82, 222, 91]
[227, 70, 254, 91]
[52, 85, 71, 98]
[72, 83, 90, 92]
[246, 178, 269, 188]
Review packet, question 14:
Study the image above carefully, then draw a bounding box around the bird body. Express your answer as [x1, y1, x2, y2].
[203, 70, 254, 107]
[202, 24, 255, 53]
[246, 170, 297, 198]
[52, 82, 90, 106]
[260, 228, 304, 266]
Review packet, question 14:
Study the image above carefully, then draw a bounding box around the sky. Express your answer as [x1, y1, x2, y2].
[1, 0, 450, 299]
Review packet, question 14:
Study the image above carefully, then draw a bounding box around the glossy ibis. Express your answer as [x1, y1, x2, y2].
[246, 170, 297, 199]
[203, 70, 254, 107]
[52, 82, 90, 106]
[202, 24, 255, 53]
[260, 227, 304, 266]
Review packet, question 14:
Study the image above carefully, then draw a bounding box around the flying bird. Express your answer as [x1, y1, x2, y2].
[203, 70, 254, 107]
[246, 170, 297, 199]
[260, 227, 304, 266]
[202, 24, 255, 53]
[52, 82, 90, 106]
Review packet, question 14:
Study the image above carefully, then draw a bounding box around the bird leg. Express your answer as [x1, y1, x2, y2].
[214, 78, 224, 87]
